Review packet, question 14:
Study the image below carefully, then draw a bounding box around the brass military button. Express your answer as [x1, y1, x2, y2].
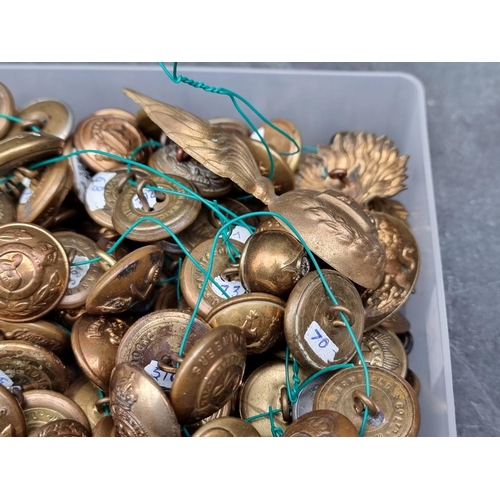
[115, 309, 211, 372]
[0, 340, 68, 392]
[53, 305, 87, 329]
[0, 319, 70, 356]
[109, 362, 180, 437]
[136, 108, 163, 141]
[206, 292, 285, 355]
[284, 270, 365, 371]
[351, 326, 408, 378]
[362, 212, 420, 330]
[71, 314, 135, 393]
[0, 383, 26, 437]
[169, 325, 247, 424]
[257, 119, 302, 173]
[209, 117, 251, 137]
[0, 132, 64, 177]
[241, 137, 295, 194]
[93, 108, 136, 123]
[369, 198, 409, 223]
[0, 222, 69, 322]
[149, 142, 233, 198]
[192, 416, 261, 437]
[0, 82, 15, 140]
[65, 377, 108, 428]
[85, 245, 163, 315]
[313, 366, 421, 437]
[22, 389, 91, 436]
[5, 98, 74, 140]
[30, 418, 90, 437]
[284, 409, 358, 437]
[239, 229, 309, 298]
[54, 232, 105, 309]
[0, 191, 15, 224]
[381, 311, 410, 334]
[74, 112, 148, 172]
[112, 175, 202, 242]
[180, 238, 245, 319]
[92, 415, 117, 437]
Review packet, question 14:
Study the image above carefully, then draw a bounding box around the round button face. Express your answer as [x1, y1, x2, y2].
[0, 384, 26, 437]
[313, 366, 421, 437]
[192, 417, 261, 437]
[284, 409, 358, 437]
[284, 270, 365, 371]
[0, 223, 69, 322]
[0, 82, 14, 140]
[30, 419, 91, 437]
[74, 114, 147, 172]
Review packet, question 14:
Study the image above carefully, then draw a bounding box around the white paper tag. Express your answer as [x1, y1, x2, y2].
[19, 179, 34, 204]
[250, 127, 265, 141]
[0, 370, 13, 389]
[144, 360, 175, 390]
[211, 275, 246, 299]
[85, 172, 116, 211]
[132, 188, 157, 210]
[304, 321, 339, 363]
[68, 255, 91, 289]
[70, 148, 92, 203]
[229, 225, 252, 244]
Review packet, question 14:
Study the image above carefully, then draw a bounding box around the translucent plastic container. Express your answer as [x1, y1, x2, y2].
[0, 63, 456, 436]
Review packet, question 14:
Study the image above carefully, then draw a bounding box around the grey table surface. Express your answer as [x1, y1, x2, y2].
[6, 62, 496, 436]
[190, 62, 498, 437]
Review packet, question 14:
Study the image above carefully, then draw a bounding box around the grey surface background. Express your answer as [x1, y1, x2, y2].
[195, 62, 498, 437]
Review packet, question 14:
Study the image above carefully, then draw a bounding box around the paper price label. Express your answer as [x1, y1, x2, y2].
[250, 127, 265, 141]
[211, 276, 246, 299]
[68, 255, 91, 289]
[19, 179, 33, 204]
[132, 188, 157, 210]
[85, 172, 116, 211]
[304, 321, 339, 363]
[0, 370, 14, 389]
[229, 226, 252, 244]
[71, 148, 92, 203]
[144, 360, 175, 390]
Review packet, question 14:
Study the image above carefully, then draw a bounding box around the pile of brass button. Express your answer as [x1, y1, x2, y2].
[0, 82, 422, 437]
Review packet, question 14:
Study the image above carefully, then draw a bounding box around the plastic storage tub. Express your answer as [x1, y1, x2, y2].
[0, 63, 456, 437]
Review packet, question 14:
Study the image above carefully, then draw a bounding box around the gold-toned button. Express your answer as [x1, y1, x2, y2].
[284, 409, 359, 437]
[6, 98, 74, 141]
[65, 376, 108, 428]
[71, 314, 135, 393]
[192, 416, 261, 437]
[92, 415, 117, 437]
[0, 191, 15, 225]
[0, 340, 68, 392]
[313, 366, 421, 437]
[0, 222, 69, 322]
[22, 389, 91, 436]
[208, 117, 251, 137]
[109, 362, 180, 437]
[369, 198, 409, 223]
[351, 326, 408, 378]
[0, 319, 70, 356]
[0, 383, 26, 437]
[85, 245, 163, 315]
[206, 292, 285, 355]
[180, 238, 245, 319]
[169, 325, 247, 424]
[381, 311, 410, 334]
[362, 212, 420, 330]
[0, 82, 15, 140]
[93, 108, 136, 123]
[74, 113, 148, 172]
[284, 270, 365, 371]
[30, 418, 91, 437]
[149, 143, 233, 198]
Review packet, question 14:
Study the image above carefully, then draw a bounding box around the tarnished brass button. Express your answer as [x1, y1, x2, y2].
[381, 311, 410, 334]
[0, 340, 68, 392]
[0, 191, 15, 224]
[209, 117, 251, 137]
[30, 418, 90, 437]
[0, 222, 69, 322]
[92, 415, 117, 437]
[284, 270, 365, 371]
[65, 377, 108, 428]
[351, 326, 408, 378]
[0, 383, 26, 437]
[313, 366, 421, 437]
[85, 245, 162, 315]
[206, 292, 285, 355]
[0, 82, 15, 140]
[71, 314, 135, 393]
[362, 212, 420, 330]
[169, 325, 247, 424]
[22, 389, 91, 436]
[149, 142, 233, 198]
[284, 409, 358, 437]
[109, 362, 180, 437]
[369, 198, 409, 223]
[0, 319, 70, 356]
[5, 98, 73, 140]
[192, 416, 261, 437]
